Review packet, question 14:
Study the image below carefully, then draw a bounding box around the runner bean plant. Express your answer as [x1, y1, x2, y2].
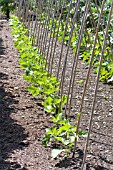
[9, 15, 87, 159]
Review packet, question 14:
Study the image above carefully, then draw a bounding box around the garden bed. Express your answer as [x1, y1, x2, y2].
[0, 17, 113, 170]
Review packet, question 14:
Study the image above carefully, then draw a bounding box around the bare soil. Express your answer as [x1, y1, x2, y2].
[0, 15, 113, 170]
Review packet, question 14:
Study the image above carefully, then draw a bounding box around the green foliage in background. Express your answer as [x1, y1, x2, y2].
[41, 0, 113, 84]
[0, 0, 16, 18]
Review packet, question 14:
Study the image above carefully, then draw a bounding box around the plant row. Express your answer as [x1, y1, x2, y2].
[9, 15, 86, 159]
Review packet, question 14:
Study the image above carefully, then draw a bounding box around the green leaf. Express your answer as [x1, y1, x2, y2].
[42, 135, 50, 146]
[62, 95, 67, 106]
[52, 113, 62, 124]
[27, 85, 40, 96]
[107, 76, 113, 83]
[77, 80, 83, 85]
[58, 123, 70, 134]
[51, 149, 64, 159]
[55, 137, 63, 142]
[54, 98, 61, 104]
[69, 136, 75, 143]
[78, 130, 88, 137]
[61, 139, 70, 145]
[44, 105, 53, 113]
[52, 127, 58, 135]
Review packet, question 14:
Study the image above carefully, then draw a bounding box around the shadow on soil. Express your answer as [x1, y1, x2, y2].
[55, 148, 109, 170]
[0, 74, 28, 170]
[55, 149, 83, 169]
[0, 36, 5, 56]
[0, 35, 28, 169]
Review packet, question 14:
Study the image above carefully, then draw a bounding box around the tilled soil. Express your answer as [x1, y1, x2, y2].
[0, 17, 113, 170]
[0, 19, 59, 170]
